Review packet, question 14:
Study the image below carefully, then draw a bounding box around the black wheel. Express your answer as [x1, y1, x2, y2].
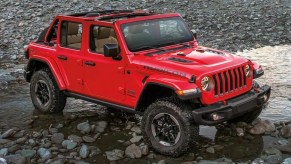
[229, 107, 263, 123]
[30, 68, 66, 113]
[141, 97, 199, 157]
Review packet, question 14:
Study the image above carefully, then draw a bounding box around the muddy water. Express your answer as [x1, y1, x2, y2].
[0, 45, 291, 163]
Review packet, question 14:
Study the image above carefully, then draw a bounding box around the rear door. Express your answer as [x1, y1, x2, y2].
[55, 19, 84, 93]
[83, 22, 126, 105]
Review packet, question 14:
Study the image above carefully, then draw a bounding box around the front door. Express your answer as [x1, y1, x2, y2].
[55, 20, 84, 93]
[83, 24, 126, 105]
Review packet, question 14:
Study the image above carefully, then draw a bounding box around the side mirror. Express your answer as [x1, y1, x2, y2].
[191, 29, 197, 39]
[104, 44, 120, 59]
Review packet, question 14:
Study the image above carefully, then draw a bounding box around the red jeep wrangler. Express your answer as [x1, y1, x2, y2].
[24, 10, 271, 156]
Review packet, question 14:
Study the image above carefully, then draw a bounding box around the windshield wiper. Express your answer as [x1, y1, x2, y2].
[156, 41, 191, 48]
[130, 46, 165, 52]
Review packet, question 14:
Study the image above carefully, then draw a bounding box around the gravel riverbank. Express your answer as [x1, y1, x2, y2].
[0, 0, 291, 60]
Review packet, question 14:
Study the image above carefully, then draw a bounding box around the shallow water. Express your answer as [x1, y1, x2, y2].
[0, 45, 291, 162]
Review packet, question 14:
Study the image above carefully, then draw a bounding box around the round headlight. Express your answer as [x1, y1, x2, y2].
[201, 76, 213, 91]
[245, 65, 251, 77]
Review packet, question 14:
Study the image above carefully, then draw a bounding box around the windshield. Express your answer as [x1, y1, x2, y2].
[121, 17, 194, 52]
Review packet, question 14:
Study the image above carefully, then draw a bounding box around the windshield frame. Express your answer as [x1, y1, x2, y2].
[120, 16, 194, 52]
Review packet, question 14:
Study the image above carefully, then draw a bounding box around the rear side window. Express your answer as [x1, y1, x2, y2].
[60, 21, 82, 50]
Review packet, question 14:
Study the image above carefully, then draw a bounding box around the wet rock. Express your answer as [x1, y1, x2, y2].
[51, 159, 65, 164]
[94, 121, 108, 133]
[0, 158, 7, 164]
[8, 144, 21, 153]
[105, 149, 124, 161]
[125, 144, 142, 159]
[88, 146, 101, 157]
[0, 139, 11, 144]
[37, 148, 51, 160]
[140, 145, 149, 155]
[260, 147, 283, 164]
[79, 144, 90, 159]
[157, 160, 165, 164]
[131, 126, 142, 134]
[283, 158, 291, 164]
[77, 121, 91, 134]
[68, 134, 83, 143]
[236, 128, 244, 136]
[62, 140, 77, 150]
[0, 148, 8, 157]
[0, 129, 17, 139]
[249, 119, 275, 135]
[82, 136, 95, 143]
[20, 149, 36, 158]
[130, 136, 143, 143]
[205, 147, 215, 154]
[4, 154, 25, 164]
[13, 130, 25, 138]
[274, 143, 291, 154]
[16, 137, 27, 144]
[28, 139, 36, 146]
[280, 125, 291, 138]
[252, 158, 265, 164]
[51, 133, 64, 144]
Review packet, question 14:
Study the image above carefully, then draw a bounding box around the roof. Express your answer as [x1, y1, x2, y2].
[65, 10, 157, 22]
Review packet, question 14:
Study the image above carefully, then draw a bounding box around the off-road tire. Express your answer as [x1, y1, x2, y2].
[30, 68, 66, 113]
[141, 97, 199, 157]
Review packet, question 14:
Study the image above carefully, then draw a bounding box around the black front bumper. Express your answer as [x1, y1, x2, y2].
[192, 85, 271, 125]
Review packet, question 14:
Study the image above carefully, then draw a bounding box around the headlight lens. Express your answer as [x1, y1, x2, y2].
[245, 65, 251, 77]
[201, 76, 213, 91]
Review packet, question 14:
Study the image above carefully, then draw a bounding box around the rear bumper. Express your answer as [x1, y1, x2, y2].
[192, 85, 271, 125]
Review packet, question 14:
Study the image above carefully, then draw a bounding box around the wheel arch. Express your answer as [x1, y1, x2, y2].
[25, 58, 66, 90]
[135, 82, 177, 112]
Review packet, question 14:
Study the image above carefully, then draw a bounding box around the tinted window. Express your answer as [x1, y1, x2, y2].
[60, 21, 82, 50]
[121, 17, 193, 52]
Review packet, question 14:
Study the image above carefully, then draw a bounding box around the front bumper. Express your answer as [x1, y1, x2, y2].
[192, 85, 271, 125]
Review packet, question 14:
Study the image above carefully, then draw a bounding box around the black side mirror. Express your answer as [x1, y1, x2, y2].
[104, 44, 120, 59]
[191, 29, 197, 39]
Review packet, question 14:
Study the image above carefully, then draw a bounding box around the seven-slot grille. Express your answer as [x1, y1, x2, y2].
[212, 66, 247, 96]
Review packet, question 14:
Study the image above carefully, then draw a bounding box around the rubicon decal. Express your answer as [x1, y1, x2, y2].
[143, 65, 187, 77]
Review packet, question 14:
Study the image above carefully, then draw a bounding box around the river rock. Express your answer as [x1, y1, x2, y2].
[0, 158, 7, 164]
[51, 133, 64, 144]
[0, 129, 17, 139]
[77, 122, 91, 134]
[79, 144, 90, 158]
[282, 158, 291, 164]
[37, 148, 51, 160]
[236, 128, 244, 136]
[130, 136, 143, 143]
[105, 149, 124, 161]
[0, 148, 8, 157]
[4, 154, 25, 164]
[20, 149, 36, 158]
[140, 145, 149, 155]
[274, 143, 291, 154]
[125, 144, 142, 159]
[62, 140, 77, 150]
[206, 147, 215, 154]
[16, 137, 27, 144]
[89, 146, 101, 157]
[95, 121, 108, 133]
[260, 147, 283, 164]
[280, 125, 291, 138]
[249, 119, 275, 135]
[82, 136, 95, 143]
[8, 144, 21, 153]
[131, 126, 142, 134]
[0, 139, 11, 144]
[68, 134, 83, 143]
[13, 130, 25, 138]
[157, 160, 165, 164]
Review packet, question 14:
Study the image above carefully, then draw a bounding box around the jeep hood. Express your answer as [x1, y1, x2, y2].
[132, 46, 250, 79]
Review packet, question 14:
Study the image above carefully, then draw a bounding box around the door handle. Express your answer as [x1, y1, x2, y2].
[84, 61, 96, 66]
[57, 55, 67, 60]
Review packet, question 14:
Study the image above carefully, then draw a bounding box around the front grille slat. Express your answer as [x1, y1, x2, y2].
[213, 65, 249, 98]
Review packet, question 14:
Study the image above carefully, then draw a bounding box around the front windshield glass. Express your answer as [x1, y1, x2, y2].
[121, 17, 194, 52]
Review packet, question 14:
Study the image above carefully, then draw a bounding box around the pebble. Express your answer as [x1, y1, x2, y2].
[125, 144, 142, 159]
[79, 144, 90, 158]
[68, 134, 83, 143]
[280, 125, 291, 138]
[4, 154, 25, 164]
[0, 129, 17, 139]
[51, 133, 64, 144]
[0, 148, 8, 157]
[140, 145, 149, 155]
[62, 140, 78, 150]
[205, 147, 215, 154]
[77, 121, 91, 134]
[20, 149, 36, 158]
[82, 136, 95, 143]
[105, 149, 124, 161]
[37, 148, 51, 160]
[131, 126, 142, 134]
[249, 119, 275, 135]
[94, 121, 108, 133]
[130, 136, 143, 143]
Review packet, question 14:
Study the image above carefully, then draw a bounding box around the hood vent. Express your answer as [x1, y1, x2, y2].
[168, 57, 192, 63]
[205, 49, 224, 55]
